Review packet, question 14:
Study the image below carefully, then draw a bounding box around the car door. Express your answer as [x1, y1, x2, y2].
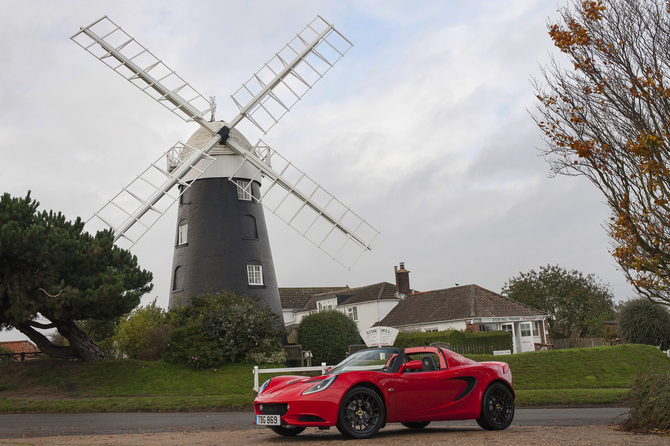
[393, 354, 468, 413]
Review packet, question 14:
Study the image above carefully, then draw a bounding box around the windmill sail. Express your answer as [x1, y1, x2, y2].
[72, 15, 377, 267]
[228, 139, 379, 269]
[71, 16, 213, 125]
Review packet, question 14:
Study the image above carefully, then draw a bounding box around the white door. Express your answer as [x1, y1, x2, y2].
[519, 322, 533, 352]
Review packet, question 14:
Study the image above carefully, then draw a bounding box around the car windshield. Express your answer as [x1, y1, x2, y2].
[327, 348, 399, 375]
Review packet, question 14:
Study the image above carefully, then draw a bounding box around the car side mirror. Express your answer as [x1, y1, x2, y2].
[403, 360, 423, 373]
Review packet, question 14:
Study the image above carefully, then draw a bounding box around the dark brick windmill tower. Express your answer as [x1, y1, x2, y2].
[72, 16, 379, 325]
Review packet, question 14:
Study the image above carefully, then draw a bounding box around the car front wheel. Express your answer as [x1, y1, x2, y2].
[476, 382, 514, 430]
[336, 386, 385, 439]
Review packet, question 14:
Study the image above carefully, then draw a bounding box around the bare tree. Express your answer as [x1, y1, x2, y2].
[532, 0, 670, 305]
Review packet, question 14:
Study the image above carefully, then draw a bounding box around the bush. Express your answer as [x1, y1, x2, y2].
[618, 299, 670, 350]
[394, 330, 513, 353]
[298, 310, 362, 365]
[624, 371, 670, 431]
[163, 291, 282, 369]
[245, 338, 287, 364]
[113, 299, 168, 360]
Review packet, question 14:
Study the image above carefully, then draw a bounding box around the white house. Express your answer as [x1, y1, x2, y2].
[374, 284, 549, 353]
[279, 263, 549, 354]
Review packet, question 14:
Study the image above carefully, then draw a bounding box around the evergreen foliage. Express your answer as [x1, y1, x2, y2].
[0, 192, 153, 361]
[297, 310, 362, 365]
[393, 330, 512, 353]
[501, 265, 615, 339]
[163, 291, 282, 369]
[617, 299, 670, 349]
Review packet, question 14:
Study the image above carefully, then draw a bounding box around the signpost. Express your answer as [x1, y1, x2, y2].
[360, 326, 399, 347]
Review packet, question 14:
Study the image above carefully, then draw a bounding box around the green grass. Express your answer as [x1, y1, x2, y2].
[468, 344, 670, 390]
[0, 344, 668, 412]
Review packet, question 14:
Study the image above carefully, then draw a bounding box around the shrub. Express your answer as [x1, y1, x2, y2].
[298, 310, 362, 365]
[113, 299, 168, 359]
[624, 371, 670, 431]
[618, 299, 670, 350]
[394, 330, 512, 353]
[163, 291, 282, 368]
[245, 338, 286, 364]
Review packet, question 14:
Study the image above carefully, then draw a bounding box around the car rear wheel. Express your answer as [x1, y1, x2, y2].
[269, 425, 306, 436]
[476, 382, 514, 430]
[401, 421, 431, 429]
[336, 386, 385, 439]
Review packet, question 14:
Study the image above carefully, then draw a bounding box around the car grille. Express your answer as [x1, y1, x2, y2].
[260, 403, 289, 416]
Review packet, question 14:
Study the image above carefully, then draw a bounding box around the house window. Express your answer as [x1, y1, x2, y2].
[236, 180, 252, 201]
[479, 324, 497, 332]
[424, 328, 438, 332]
[247, 264, 263, 285]
[348, 307, 358, 321]
[520, 323, 532, 337]
[502, 324, 513, 335]
[532, 321, 540, 337]
[178, 223, 188, 245]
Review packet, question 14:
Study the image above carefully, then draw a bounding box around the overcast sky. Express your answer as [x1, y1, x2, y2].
[0, 0, 637, 342]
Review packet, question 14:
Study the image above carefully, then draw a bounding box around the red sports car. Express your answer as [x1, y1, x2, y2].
[254, 345, 515, 439]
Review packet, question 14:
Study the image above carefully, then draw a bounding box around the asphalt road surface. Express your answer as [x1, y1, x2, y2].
[0, 407, 629, 439]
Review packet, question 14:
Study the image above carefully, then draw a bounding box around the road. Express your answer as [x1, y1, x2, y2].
[0, 407, 629, 439]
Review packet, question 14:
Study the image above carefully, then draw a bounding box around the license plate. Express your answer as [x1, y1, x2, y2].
[255, 414, 281, 426]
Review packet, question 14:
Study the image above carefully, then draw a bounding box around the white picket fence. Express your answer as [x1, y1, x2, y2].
[252, 363, 328, 393]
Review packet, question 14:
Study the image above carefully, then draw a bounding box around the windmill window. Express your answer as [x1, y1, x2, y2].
[172, 266, 183, 291]
[247, 264, 263, 285]
[243, 215, 258, 239]
[235, 180, 252, 201]
[178, 223, 188, 245]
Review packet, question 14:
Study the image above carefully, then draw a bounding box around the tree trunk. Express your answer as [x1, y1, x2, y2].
[15, 322, 80, 360]
[16, 319, 108, 361]
[57, 319, 108, 361]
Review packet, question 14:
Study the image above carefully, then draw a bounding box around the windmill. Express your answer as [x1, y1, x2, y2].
[71, 16, 379, 325]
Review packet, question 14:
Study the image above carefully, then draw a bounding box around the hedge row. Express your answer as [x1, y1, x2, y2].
[393, 330, 513, 353]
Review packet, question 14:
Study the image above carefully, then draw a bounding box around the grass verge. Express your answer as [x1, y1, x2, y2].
[0, 344, 667, 413]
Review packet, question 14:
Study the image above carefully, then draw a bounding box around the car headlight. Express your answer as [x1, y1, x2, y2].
[258, 379, 271, 395]
[302, 375, 337, 395]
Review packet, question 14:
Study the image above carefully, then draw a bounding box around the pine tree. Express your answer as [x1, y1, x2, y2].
[0, 192, 153, 361]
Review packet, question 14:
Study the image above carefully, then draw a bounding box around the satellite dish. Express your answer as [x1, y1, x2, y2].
[71, 16, 379, 319]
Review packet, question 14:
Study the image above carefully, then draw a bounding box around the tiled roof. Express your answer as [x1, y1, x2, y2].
[279, 287, 349, 309]
[0, 340, 40, 354]
[299, 282, 403, 311]
[374, 284, 547, 327]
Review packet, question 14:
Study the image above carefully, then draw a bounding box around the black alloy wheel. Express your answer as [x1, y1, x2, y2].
[476, 382, 515, 430]
[269, 425, 306, 436]
[336, 386, 385, 439]
[401, 421, 431, 429]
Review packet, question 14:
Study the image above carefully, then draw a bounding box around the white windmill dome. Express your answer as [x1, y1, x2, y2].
[181, 121, 253, 159]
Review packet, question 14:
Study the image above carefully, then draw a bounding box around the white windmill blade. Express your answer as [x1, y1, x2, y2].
[227, 139, 379, 270]
[71, 16, 214, 126]
[228, 15, 353, 138]
[87, 141, 215, 249]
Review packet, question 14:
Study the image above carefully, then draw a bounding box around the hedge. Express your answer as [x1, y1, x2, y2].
[393, 330, 512, 354]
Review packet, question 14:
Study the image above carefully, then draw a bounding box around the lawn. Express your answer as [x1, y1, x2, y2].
[0, 344, 667, 413]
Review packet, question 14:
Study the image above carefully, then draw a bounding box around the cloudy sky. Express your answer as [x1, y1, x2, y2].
[0, 0, 636, 342]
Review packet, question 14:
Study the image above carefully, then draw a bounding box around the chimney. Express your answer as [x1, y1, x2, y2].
[395, 262, 410, 296]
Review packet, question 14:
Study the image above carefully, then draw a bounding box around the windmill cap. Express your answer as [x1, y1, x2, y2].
[180, 121, 253, 160]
